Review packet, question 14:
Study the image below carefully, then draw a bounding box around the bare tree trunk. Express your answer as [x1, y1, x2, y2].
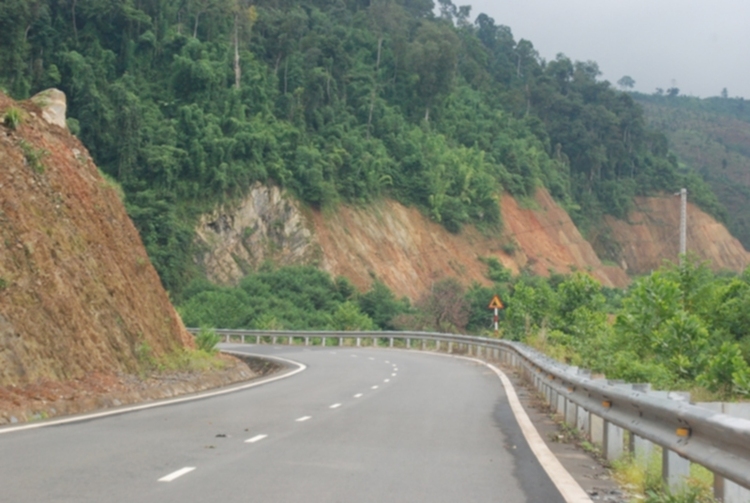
[366, 37, 383, 139]
[193, 12, 200, 38]
[284, 57, 289, 95]
[71, 0, 78, 42]
[233, 13, 241, 89]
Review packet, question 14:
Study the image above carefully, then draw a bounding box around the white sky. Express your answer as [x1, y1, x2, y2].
[464, 0, 750, 99]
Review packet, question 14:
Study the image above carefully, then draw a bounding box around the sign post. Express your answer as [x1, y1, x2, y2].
[487, 295, 504, 337]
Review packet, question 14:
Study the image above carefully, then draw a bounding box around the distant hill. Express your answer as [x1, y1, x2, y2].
[633, 93, 750, 249]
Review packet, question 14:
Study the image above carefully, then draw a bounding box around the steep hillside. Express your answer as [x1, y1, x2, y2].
[606, 196, 750, 275]
[195, 185, 750, 299]
[0, 90, 192, 386]
[0, 91, 257, 423]
[195, 185, 630, 298]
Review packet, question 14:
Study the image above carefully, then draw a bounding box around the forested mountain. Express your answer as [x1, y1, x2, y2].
[633, 93, 750, 249]
[0, 0, 724, 297]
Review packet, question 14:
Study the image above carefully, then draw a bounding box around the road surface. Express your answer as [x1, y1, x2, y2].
[0, 345, 570, 502]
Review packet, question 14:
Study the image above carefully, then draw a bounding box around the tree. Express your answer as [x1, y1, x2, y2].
[721, 87, 728, 99]
[408, 22, 460, 122]
[231, 0, 257, 89]
[617, 75, 635, 90]
[417, 278, 470, 333]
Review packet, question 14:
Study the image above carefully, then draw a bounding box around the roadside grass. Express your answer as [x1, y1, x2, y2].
[136, 339, 227, 376]
[612, 449, 717, 503]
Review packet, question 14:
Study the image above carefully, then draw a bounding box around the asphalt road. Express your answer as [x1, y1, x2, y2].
[0, 345, 568, 502]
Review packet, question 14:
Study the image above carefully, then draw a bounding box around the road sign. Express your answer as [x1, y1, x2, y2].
[488, 295, 504, 310]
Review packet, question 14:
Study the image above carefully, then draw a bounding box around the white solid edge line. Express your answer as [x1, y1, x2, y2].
[159, 467, 196, 482]
[458, 355, 593, 503]
[296, 416, 312, 422]
[0, 352, 307, 435]
[245, 434, 268, 443]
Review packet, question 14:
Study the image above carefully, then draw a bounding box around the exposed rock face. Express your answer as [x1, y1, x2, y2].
[0, 91, 191, 388]
[30, 88, 67, 129]
[606, 196, 750, 274]
[194, 183, 318, 284]
[196, 186, 631, 299]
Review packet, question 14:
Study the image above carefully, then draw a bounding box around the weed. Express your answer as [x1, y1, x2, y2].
[3, 107, 22, 130]
[19, 139, 48, 173]
[0, 277, 7, 290]
[195, 327, 221, 354]
[501, 240, 518, 255]
[612, 450, 717, 503]
[135, 341, 158, 371]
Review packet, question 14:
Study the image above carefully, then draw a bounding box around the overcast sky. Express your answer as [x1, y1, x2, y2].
[464, 0, 750, 99]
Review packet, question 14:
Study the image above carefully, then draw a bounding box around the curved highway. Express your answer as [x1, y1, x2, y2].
[0, 345, 574, 502]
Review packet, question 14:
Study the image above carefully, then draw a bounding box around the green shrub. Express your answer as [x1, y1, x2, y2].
[19, 140, 48, 173]
[3, 107, 22, 130]
[195, 327, 222, 354]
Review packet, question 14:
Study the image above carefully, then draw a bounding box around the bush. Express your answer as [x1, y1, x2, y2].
[195, 327, 222, 354]
[3, 107, 22, 130]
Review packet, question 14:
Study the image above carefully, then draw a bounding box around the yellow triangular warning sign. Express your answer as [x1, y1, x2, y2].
[488, 294, 504, 309]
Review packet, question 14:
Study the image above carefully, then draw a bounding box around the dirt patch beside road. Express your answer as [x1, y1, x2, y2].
[0, 352, 283, 426]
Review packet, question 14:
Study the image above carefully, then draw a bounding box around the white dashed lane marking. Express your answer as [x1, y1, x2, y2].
[330, 403, 342, 409]
[354, 393, 363, 398]
[245, 434, 268, 443]
[384, 379, 390, 383]
[158, 467, 195, 482]
[296, 416, 312, 422]
[371, 385, 379, 390]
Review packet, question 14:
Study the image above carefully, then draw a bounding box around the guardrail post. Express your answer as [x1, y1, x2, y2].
[662, 448, 690, 492]
[435, 341, 440, 352]
[225, 334, 230, 343]
[704, 402, 750, 502]
[372, 337, 377, 348]
[421, 339, 425, 351]
[565, 396, 577, 427]
[407, 338, 411, 349]
[589, 413, 604, 446]
[357, 337, 361, 347]
[256, 335, 260, 344]
[322, 337, 326, 347]
[272, 336, 277, 345]
[603, 420, 624, 461]
[389, 338, 393, 348]
[241, 335, 245, 343]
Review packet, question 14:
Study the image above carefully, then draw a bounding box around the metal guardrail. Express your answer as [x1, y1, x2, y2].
[189, 328, 750, 500]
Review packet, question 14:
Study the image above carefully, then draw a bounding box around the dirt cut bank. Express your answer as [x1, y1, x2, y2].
[0, 90, 257, 424]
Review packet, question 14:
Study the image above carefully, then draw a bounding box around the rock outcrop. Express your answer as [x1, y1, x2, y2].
[194, 183, 319, 285]
[0, 90, 192, 388]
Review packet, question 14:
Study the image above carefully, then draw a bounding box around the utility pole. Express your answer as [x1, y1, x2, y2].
[678, 188, 687, 264]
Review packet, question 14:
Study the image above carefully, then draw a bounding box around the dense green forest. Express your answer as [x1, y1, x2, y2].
[633, 93, 750, 249]
[0, 0, 725, 297]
